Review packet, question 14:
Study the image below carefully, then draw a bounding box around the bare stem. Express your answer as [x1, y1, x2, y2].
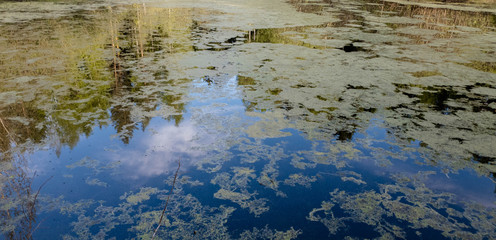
[26, 175, 52, 239]
[152, 160, 181, 239]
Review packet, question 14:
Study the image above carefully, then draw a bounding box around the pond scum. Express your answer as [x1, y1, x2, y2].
[309, 172, 496, 239]
[1, 0, 496, 239]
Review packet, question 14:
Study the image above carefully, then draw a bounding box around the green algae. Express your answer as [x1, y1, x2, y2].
[237, 76, 257, 86]
[267, 88, 283, 96]
[308, 172, 496, 239]
[1, 0, 496, 238]
[283, 173, 317, 188]
[85, 177, 108, 188]
[238, 226, 302, 239]
[460, 61, 496, 73]
[211, 170, 270, 216]
[121, 187, 159, 205]
[340, 176, 366, 185]
[66, 157, 100, 170]
[3, 0, 495, 184]
[57, 198, 96, 216]
[408, 70, 442, 78]
[46, 184, 245, 239]
[290, 153, 318, 170]
[214, 189, 251, 201]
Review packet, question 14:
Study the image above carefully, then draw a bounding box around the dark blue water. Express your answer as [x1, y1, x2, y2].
[13, 84, 491, 239]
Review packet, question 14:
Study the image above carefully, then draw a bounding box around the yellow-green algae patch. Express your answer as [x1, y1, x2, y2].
[459, 61, 496, 73]
[211, 170, 270, 216]
[1, 0, 496, 238]
[239, 226, 302, 239]
[308, 172, 496, 239]
[120, 187, 159, 205]
[283, 173, 317, 188]
[340, 176, 366, 185]
[43, 182, 302, 239]
[214, 189, 251, 201]
[408, 71, 442, 78]
[85, 177, 108, 188]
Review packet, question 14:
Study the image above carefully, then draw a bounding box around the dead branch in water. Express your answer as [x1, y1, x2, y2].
[152, 160, 181, 240]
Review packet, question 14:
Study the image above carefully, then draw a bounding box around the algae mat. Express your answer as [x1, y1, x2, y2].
[1, 0, 495, 239]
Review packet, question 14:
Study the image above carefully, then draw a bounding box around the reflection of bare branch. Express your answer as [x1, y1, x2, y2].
[1, 154, 51, 240]
[26, 218, 46, 240]
[0, 116, 17, 145]
[25, 175, 52, 239]
[152, 160, 181, 240]
[110, 17, 119, 90]
[34, 176, 53, 203]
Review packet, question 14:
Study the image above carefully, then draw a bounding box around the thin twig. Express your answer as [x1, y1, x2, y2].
[33, 175, 53, 202]
[27, 217, 46, 239]
[152, 161, 181, 239]
[26, 175, 53, 239]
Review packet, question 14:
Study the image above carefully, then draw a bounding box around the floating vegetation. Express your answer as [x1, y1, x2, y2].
[283, 173, 317, 188]
[66, 157, 100, 171]
[237, 76, 257, 86]
[459, 61, 496, 73]
[1, 0, 496, 238]
[58, 191, 237, 239]
[408, 70, 442, 78]
[338, 171, 367, 185]
[267, 88, 283, 96]
[238, 226, 302, 239]
[121, 187, 159, 205]
[211, 170, 270, 217]
[85, 177, 108, 188]
[308, 172, 496, 239]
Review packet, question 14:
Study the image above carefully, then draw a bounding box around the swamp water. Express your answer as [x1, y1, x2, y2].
[1, 0, 496, 239]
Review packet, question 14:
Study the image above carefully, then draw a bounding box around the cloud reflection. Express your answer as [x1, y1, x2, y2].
[111, 75, 246, 179]
[111, 121, 210, 179]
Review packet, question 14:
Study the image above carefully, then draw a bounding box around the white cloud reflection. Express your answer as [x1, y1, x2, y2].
[110, 75, 248, 179]
[111, 121, 211, 179]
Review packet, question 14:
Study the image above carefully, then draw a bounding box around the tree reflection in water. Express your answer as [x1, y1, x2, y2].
[1, 152, 51, 240]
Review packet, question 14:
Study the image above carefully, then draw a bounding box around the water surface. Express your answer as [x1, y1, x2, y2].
[1, 0, 495, 239]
